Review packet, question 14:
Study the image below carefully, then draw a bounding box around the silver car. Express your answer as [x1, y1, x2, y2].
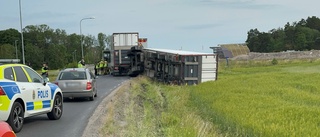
[54, 68, 97, 101]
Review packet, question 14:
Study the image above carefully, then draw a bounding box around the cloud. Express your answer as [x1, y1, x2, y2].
[199, 0, 278, 10]
[178, 23, 222, 30]
[25, 11, 75, 20]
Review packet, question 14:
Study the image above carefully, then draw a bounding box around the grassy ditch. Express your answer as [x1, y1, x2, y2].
[101, 59, 320, 136]
[100, 76, 220, 137]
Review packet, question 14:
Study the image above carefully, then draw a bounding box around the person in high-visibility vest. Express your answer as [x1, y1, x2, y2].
[77, 61, 83, 68]
[99, 60, 104, 75]
[103, 60, 108, 75]
[78, 58, 85, 68]
[94, 61, 100, 75]
[41, 62, 49, 82]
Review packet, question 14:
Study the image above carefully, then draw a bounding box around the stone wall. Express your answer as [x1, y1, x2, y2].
[231, 50, 320, 61]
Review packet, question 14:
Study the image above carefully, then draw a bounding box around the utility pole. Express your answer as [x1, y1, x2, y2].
[15, 40, 18, 59]
[19, 0, 25, 64]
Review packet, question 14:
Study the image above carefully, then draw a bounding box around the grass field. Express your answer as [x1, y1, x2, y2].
[190, 60, 320, 136]
[101, 59, 320, 136]
[36, 69, 59, 82]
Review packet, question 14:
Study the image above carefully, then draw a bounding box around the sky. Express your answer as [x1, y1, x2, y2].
[1, 0, 320, 53]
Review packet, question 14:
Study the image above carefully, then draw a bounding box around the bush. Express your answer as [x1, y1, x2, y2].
[66, 62, 77, 68]
[271, 58, 278, 65]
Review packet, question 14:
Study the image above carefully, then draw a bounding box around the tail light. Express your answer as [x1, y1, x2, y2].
[0, 87, 6, 95]
[86, 82, 92, 90]
[114, 67, 118, 70]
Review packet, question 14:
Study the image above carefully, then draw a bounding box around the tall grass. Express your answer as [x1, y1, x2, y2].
[101, 76, 220, 137]
[190, 60, 320, 136]
[101, 59, 320, 136]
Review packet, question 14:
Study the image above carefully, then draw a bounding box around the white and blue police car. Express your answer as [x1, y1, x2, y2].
[0, 63, 63, 133]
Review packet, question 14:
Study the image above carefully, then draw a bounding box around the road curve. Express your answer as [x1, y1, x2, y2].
[16, 75, 130, 137]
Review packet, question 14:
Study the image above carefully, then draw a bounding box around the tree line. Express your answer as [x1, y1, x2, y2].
[2, 16, 320, 69]
[0, 24, 111, 69]
[246, 16, 320, 53]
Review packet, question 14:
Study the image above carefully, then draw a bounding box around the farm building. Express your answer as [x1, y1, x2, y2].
[210, 43, 250, 58]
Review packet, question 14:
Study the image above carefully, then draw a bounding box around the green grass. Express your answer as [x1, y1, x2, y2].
[190, 60, 320, 136]
[102, 59, 320, 137]
[36, 69, 58, 82]
[101, 77, 220, 137]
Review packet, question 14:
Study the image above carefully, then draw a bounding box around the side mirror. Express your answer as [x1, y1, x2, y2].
[33, 78, 41, 83]
[42, 77, 49, 86]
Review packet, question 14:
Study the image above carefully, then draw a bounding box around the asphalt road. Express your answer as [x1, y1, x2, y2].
[16, 75, 130, 137]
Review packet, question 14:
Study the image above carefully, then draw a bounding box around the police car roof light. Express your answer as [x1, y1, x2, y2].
[0, 59, 20, 64]
[0, 87, 6, 95]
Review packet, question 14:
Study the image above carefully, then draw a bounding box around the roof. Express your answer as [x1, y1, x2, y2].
[62, 68, 87, 71]
[0, 63, 25, 67]
[0, 59, 20, 65]
[144, 48, 213, 56]
[210, 43, 249, 58]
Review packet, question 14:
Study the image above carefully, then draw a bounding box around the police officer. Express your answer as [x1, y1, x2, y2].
[41, 63, 49, 81]
[99, 59, 104, 75]
[94, 61, 99, 75]
[103, 60, 108, 75]
[78, 58, 85, 68]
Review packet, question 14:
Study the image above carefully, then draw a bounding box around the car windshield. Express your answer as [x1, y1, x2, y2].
[58, 71, 87, 80]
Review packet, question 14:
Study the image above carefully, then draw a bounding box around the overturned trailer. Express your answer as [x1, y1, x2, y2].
[142, 48, 217, 85]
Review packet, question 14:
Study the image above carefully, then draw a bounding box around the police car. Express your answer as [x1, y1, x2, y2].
[0, 62, 63, 133]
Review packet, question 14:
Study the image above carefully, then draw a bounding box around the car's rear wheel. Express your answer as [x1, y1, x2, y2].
[7, 102, 24, 133]
[94, 89, 97, 97]
[89, 92, 94, 101]
[47, 94, 63, 120]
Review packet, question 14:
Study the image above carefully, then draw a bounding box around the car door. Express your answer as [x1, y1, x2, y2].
[22, 66, 52, 113]
[12, 66, 36, 117]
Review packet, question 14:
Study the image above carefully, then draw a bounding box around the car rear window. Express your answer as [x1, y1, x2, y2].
[58, 71, 87, 80]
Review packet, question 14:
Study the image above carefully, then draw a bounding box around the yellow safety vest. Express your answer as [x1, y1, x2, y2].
[103, 61, 108, 67]
[99, 61, 104, 68]
[41, 67, 48, 73]
[78, 62, 83, 68]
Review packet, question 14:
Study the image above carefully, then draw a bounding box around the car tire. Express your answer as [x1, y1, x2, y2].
[89, 93, 94, 101]
[94, 89, 97, 97]
[7, 102, 24, 133]
[47, 94, 63, 120]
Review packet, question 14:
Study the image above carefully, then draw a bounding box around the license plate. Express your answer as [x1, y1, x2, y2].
[66, 82, 80, 86]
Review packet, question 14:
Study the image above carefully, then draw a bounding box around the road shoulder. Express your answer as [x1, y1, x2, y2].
[81, 81, 128, 137]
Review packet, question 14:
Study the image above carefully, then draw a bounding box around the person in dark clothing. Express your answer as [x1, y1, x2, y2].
[94, 62, 99, 76]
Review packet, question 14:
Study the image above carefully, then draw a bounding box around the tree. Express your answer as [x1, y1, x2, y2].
[0, 44, 15, 59]
[0, 29, 20, 45]
[284, 22, 296, 50]
[0, 23, 103, 68]
[98, 33, 106, 48]
[246, 28, 260, 52]
[105, 35, 112, 50]
[305, 16, 320, 31]
[270, 28, 286, 52]
[24, 43, 43, 69]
